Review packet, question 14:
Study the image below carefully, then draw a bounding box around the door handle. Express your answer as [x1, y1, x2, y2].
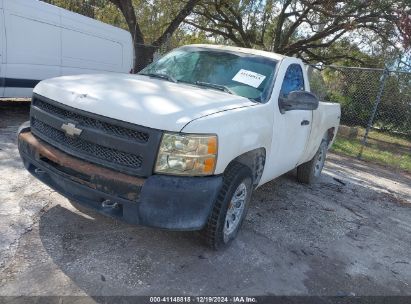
[301, 120, 310, 126]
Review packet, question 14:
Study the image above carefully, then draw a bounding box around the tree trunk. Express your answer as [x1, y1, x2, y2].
[108, 0, 199, 72]
[133, 44, 156, 72]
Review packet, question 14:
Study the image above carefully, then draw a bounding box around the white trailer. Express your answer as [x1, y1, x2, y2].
[0, 0, 133, 97]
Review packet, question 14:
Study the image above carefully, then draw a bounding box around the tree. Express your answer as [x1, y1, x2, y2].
[186, 0, 410, 65]
[108, 0, 199, 72]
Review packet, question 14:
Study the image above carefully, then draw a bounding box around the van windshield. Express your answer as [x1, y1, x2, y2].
[139, 47, 277, 102]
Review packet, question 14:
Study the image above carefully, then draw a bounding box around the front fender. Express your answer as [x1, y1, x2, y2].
[181, 104, 273, 175]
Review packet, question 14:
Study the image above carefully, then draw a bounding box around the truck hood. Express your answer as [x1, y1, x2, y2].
[33, 74, 257, 132]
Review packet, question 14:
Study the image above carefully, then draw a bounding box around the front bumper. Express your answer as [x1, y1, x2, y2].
[17, 124, 222, 230]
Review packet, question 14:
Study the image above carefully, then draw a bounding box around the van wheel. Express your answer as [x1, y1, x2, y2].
[297, 140, 328, 184]
[201, 163, 253, 250]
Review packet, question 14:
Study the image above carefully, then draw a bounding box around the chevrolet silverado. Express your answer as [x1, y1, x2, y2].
[18, 44, 340, 249]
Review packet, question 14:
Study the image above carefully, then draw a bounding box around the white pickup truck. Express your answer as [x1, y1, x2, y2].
[18, 44, 340, 249]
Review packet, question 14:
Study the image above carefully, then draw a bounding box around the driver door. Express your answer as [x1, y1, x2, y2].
[270, 63, 313, 176]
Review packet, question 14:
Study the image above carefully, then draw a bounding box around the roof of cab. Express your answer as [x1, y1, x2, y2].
[186, 44, 287, 61]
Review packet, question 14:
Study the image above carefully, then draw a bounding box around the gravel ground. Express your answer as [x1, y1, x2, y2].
[0, 104, 410, 296]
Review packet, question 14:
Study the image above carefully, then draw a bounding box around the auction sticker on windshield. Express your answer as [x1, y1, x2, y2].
[232, 69, 266, 88]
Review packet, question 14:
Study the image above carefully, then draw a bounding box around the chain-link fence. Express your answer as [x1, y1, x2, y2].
[310, 65, 411, 172]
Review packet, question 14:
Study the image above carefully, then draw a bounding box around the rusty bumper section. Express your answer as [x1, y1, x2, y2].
[18, 125, 223, 230]
[18, 131, 144, 201]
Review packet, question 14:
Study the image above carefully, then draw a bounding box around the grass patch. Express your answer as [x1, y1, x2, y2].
[331, 136, 411, 173]
[358, 127, 411, 148]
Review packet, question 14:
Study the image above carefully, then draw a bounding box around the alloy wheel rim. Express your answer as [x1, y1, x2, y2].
[314, 146, 326, 176]
[223, 182, 247, 242]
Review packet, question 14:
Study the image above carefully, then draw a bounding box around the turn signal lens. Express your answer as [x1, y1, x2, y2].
[207, 137, 217, 154]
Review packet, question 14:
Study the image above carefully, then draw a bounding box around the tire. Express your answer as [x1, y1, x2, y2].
[297, 140, 328, 184]
[201, 163, 253, 250]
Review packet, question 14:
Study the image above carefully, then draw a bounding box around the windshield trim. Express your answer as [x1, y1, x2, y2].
[262, 57, 281, 104]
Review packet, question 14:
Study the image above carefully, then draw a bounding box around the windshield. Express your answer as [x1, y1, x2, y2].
[139, 46, 277, 102]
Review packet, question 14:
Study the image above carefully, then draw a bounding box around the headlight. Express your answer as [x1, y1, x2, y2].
[154, 133, 217, 176]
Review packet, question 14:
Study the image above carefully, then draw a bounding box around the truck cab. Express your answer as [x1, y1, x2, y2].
[18, 44, 340, 249]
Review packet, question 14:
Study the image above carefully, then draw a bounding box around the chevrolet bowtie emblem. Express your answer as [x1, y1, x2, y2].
[61, 122, 83, 137]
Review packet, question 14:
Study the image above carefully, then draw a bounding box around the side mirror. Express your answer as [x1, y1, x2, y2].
[279, 91, 319, 114]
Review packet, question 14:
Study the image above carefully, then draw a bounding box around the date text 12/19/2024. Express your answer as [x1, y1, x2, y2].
[150, 297, 257, 303]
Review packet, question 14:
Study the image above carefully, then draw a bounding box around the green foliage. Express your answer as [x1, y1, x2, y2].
[43, 0, 411, 133]
[43, 0, 410, 69]
[42, 0, 128, 32]
[188, 0, 410, 66]
[43, 0, 108, 19]
[332, 136, 411, 173]
[42, 0, 199, 71]
[374, 73, 411, 133]
[311, 64, 411, 135]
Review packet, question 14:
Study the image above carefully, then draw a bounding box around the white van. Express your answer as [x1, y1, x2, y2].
[0, 0, 133, 97]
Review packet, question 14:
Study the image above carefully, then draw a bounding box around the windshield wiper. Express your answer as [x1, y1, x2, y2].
[140, 72, 177, 83]
[194, 81, 235, 95]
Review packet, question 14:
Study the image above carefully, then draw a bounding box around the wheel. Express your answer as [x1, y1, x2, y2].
[201, 163, 253, 250]
[297, 140, 328, 184]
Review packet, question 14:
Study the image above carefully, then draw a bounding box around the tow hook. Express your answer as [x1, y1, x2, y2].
[101, 200, 119, 209]
[34, 168, 45, 175]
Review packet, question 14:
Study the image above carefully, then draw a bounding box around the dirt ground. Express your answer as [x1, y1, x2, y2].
[0, 103, 410, 297]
